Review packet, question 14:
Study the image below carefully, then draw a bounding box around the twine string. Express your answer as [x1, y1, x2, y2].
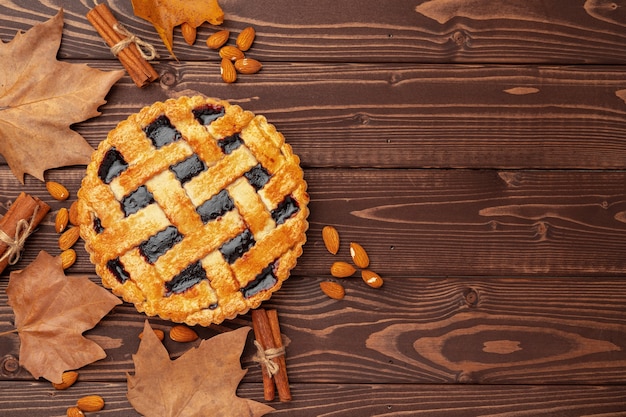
[111, 23, 158, 60]
[0, 206, 39, 265]
[253, 340, 285, 377]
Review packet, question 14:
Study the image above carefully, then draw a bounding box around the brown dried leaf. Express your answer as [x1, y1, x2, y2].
[131, 0, 224, 58]
[5, 251, 122, 384]
[0, 10, 123, 184]
[127, 321, 274, 417]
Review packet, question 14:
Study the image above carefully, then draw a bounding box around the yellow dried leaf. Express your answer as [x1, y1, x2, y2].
[131, 0, 224, 58]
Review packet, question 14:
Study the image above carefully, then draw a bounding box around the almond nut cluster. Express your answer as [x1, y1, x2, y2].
[206, 27, 262, 83]
[319, 226, 384, 299]
[46, 181, 81, 269]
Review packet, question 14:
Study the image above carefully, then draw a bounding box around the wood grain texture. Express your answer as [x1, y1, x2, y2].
[2, 275, 625, 385]
[122, 62, 626, 170]
[1, 381, 626, 417]
[1, 0, 625, 63]
[1, 0, 626, 415]
[3, 61, 626, 169]
[1, 167, 625, 277]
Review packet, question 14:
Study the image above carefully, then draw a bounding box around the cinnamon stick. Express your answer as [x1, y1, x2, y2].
[251, 309, 276, 401]
[86, 3, 158, 87]
[251, 309, 291, 402]
[266, 309, 292, 402]
[0, 192, 50, 274]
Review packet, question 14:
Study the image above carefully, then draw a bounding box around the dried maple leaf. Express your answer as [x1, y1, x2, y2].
[5, 251, 122, 384]
[0, 10, 124, 184]
[131, 0, 224, 57]
[127, 321, 274, 417]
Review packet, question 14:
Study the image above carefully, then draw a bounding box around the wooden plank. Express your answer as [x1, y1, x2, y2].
[1, 167, 625, 277]
[167, 63, 626, 170]
[0, 1, 625, 64]
[302, 169, 626, 277]
[2, 62, 626, 170]
[2, 276, 625, 384]
[1, 381, 626, 416]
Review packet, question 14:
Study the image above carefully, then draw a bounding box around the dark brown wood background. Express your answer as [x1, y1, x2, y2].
[1, 0, 626, 415]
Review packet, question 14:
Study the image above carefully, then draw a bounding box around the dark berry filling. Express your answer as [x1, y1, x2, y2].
[219, 229, 255, 264]
[165, 261, 207, 295]
[144, 115, 181, 148]
[170, 154, 206, 185]
[93, 217, 104, 234]
[107, 258, 130, 284]
[244, 164, 271, 190]
[192, 104, 225, 125]
[98, 148, 128, 184]
[240, 263, 278, 298]
[271, 196, 300, 225]
[196, 190, 234, 223]
[217, 134, 243, 154]
[121, 185, 155, 217]
[139, 225, 183, 264]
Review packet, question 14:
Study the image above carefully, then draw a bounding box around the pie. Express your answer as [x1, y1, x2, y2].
[76, 96, 309, 325]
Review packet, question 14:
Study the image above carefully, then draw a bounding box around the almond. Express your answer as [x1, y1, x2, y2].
[219, 45, 244, 61]
[139, 328, 165, 341]
[169, 325, 199, 342]
[69, 201, 80, 226]
[181, 22, 196, 45]
[322, 226, 340, 255]
[361, 269, 383, 288]
[59, 227, 80, 251]
[52, 371, 79, 390]
[66, 407, 84, 417]
[349, 242, 370, 268]
[55, 208, 69, 233]
[234, 58, 263, 74]
[206, 29, 230, 49]
[220, 58, 237, 83]
[330, 261, 356, 278]
[46, 181, 69, 201]
[60, 249, 77, 270]
[320, 281, 345, 300]
[76, 395, 104, 412]
[236, 26, 256, 51]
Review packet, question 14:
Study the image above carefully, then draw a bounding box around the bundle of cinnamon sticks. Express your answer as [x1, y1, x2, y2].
[251, 308, 292, 402]
[87, 3, 158, 87]
[0, 192, 50, 274]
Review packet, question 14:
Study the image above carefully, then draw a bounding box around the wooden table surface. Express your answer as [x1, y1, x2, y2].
[2, 1, 626, 415]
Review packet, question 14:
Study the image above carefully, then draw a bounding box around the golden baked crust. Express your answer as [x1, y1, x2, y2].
[77, 96, 309, 325]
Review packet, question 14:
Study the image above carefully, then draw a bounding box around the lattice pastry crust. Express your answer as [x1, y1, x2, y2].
[77, 96, 309, 325]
